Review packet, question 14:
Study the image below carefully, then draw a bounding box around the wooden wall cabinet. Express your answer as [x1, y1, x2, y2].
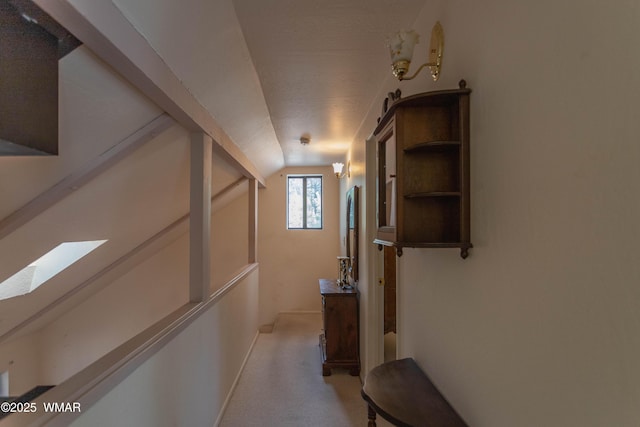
[373, 80, 472, 258]
[319, 279, 360, 376]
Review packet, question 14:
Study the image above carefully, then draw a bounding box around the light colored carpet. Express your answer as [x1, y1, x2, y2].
[219, 313, 392, 427]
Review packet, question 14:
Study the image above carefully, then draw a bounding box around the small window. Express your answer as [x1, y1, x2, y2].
[0, 240, 107, 301]
[287, 175, 322, 229]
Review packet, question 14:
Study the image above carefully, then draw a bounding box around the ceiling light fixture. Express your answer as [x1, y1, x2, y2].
[387, 21, 444, 81]
[300, 136, 311, 145]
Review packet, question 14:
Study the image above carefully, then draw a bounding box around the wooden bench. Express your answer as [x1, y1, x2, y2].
[361, 358, 468, 427]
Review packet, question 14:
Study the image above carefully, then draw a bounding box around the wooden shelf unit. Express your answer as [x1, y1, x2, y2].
[373, 80, 472, 258]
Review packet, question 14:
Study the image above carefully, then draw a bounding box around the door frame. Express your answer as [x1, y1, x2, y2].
[363, 134, 401, 374]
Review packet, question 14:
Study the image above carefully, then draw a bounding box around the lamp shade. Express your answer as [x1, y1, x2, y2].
[386, 30, 419, 64]
[332, 162, 344, 175]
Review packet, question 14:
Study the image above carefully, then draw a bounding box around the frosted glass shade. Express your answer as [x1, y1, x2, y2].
[387, 30, 419, 64]
[332, 162, 344, 175]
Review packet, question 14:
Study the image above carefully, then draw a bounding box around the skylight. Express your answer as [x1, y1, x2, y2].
[0, 240, 107, 301]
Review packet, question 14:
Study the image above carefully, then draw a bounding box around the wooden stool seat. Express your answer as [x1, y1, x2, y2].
[361, 358, 467, 427]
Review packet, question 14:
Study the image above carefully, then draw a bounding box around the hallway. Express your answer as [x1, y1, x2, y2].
[219, 313, 391, 426]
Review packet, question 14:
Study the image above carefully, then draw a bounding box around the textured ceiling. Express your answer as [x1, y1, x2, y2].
[109, 0, 426, 174]
[232, 0, 427, 167]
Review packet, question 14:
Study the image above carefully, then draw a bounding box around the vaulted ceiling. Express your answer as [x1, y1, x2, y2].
[232, 0, 427, 167]
[111, 0, 428, 176]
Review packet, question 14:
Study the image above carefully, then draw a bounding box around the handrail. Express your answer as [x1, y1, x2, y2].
[0, 263, 258, 427]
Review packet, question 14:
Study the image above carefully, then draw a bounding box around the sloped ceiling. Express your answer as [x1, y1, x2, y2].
[109, 0, 427, 171]
[110, 0, 286, 178]
[233, 0, 427, 166]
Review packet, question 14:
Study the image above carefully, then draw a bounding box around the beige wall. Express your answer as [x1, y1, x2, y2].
[0, 189, 251, 394]
[0, 333, 41, 396]
[0, 234, 189, 397]
[258, 166, 341, 326]
[37, 234, 189, 385]
[68, 269, 259, 427]
[347, 0, 640, 426]
[211, 189, 250, 291]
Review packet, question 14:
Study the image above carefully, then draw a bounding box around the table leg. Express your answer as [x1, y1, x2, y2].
[367, 404, 377, 427]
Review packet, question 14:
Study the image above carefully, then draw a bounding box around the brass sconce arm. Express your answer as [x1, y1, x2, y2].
[388, 21, 444, 82]
[398, 61, 439, 81]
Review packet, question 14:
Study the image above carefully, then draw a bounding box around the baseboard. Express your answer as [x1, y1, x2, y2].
[278, 310, 322, 314]
[259, 324, 274, 333]
[260, 312, 322, 334]
[213, 330, 260, 427]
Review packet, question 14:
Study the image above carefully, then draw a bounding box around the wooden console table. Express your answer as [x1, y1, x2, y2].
[361, 358, 467, 427]
[319, 279, 360, 376]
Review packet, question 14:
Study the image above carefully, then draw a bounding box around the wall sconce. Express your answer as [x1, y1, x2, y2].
[332, 161, 350, 179]
[387, 21, 444, 81]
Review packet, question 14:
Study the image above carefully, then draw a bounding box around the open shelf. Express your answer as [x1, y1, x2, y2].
[373, 80, 471, 259]
[404, 140, 461, 153]
[405, 192, 461, 198]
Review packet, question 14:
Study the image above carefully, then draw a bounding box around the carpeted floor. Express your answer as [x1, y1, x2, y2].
[219, 313, 392, 427]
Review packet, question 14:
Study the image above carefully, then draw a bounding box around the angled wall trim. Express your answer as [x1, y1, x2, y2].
[1, 262, 258, 426]
[31, 0, 266, 187]
[0, 114, 175, 241]
[0, 176, 249, 344]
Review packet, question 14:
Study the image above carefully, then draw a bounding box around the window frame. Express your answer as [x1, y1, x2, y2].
[286, 174, 323, 230]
